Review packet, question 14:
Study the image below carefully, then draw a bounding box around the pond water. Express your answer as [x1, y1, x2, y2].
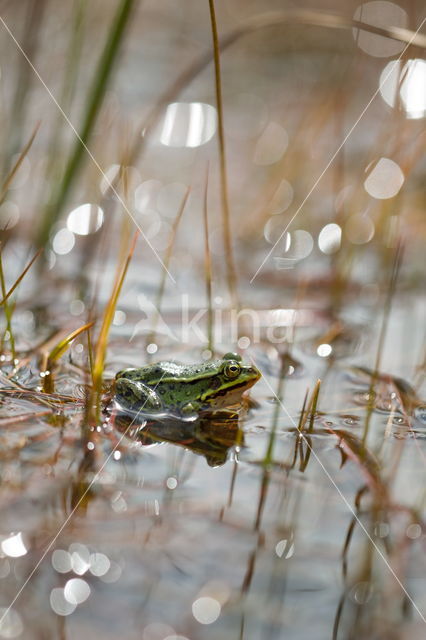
[1, 282, 425, 640]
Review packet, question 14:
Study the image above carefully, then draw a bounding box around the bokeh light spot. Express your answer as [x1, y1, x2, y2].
[52, 228, 75, 255]
[192, 596, 221, 624]
[380, 59, 426, 119]
[67, 204, 104, 235]
[160, 102, 217, 147]
[364, 158, 404, 199]
[318, 223, 342, 254]
[317, 344, 332, 357]
[1, 533, 27, 558]
[51, 549, 72, 573]
[353, 2, 407, 57]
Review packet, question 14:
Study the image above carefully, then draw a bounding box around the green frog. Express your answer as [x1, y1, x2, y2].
[114, 353, 260, 416]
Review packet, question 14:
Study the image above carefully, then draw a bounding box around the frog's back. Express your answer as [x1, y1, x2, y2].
[127, 361, 194, 384]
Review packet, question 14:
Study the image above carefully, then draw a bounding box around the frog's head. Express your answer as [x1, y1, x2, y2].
[201, 352, 261, 409]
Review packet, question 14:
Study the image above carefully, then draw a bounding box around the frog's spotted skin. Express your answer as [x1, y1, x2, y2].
[114, 353, 261, 417]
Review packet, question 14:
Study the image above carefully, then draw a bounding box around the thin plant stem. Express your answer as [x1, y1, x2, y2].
[0, 122, 40, 205]
[203, 167, 214, 353]
[146, 187, 190, 348]
[207, 0, 238, 308]
[362, 244, 403, 446]
[0, 248, 43, 306]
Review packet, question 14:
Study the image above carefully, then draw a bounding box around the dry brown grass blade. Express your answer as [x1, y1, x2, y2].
[0, 122, 40, 205]
[0, 248, 43, 306]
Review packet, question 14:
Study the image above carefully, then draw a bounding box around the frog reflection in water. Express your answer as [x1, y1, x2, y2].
[114, 353, 261, 416]
[114, 411, 243, 467]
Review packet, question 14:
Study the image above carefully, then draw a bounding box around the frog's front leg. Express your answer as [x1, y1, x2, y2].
[181, 400, 203, 415]
[115, 379, 162, 412]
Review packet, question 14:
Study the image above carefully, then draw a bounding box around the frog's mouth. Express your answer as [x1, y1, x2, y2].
[203, 377, 259, 404]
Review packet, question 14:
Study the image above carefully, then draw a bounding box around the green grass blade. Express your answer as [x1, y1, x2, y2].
[37, 0, 136, 246]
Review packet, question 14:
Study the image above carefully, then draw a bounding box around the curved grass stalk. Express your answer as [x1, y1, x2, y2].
[48, 322, 95, 363]
[118, 9, 426, 182]
[42, 321, 94, 393]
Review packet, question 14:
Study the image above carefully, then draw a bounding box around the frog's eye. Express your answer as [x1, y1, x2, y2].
[223, 352, 242, 362]
[223, 361, 241, 379]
